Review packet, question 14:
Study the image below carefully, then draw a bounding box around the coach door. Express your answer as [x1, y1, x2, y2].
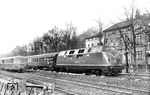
[147, 52, 150, 66]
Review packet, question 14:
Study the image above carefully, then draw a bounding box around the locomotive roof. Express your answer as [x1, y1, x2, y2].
[59, 46, 115, 52]
[57, 46, 119, 57]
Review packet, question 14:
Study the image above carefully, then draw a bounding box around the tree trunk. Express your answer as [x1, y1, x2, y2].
[125, 45, 129, 73]
[145, 45, 148, 72]
[131, 24, 138, 72]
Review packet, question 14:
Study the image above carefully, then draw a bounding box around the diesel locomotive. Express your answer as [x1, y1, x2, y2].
[0, 46, 124, 75]
[55, 46, 123, 75]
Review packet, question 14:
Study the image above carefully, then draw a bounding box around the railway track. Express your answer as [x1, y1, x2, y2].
[119, 72, 150, 79]
[28, 72, 150, 95]
[0, 70, 149, 95]
[34, 70, 149, 90]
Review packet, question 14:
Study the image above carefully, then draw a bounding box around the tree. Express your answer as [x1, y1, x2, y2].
[111, 7, 150, 73]
[94, 18, 103, 33]
[64, 22, 79, 49]
[11, 45, 28, 56]
[32, 37, 43, 55]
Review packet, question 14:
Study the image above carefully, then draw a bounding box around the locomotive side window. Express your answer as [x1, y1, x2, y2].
[69, 50, 75, 54]
[78, 49, 84, 53]
[59, 51, 67, 56]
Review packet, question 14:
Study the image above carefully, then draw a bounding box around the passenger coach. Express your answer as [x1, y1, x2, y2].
[26, 52, 58, 70]
[0, 56, 28, 72]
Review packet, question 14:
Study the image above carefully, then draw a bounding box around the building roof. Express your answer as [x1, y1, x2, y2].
[103, 13, 150, 33]
[103, 20, 131, 32]
[85, 32, 103, 39]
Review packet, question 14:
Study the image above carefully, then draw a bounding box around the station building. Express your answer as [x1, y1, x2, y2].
[103, 11, 150, 69]
[85, 33, 103, 48]
[85, 11, 150, 69]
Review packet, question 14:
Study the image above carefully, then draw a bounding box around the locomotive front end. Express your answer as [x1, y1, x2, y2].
[102, 46, 124, 75]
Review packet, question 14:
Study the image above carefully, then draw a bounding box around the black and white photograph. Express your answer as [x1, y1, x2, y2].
[0, 0, 149, 95]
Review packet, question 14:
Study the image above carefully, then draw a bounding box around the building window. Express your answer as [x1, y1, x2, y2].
[136, 50, 143, 60]
[88, 44, 90, 47]
[136, 35, 141, 44]
[92, 43, 94, 47]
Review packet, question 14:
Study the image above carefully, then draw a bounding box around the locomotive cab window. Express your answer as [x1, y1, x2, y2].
[88, 48, 91, 53]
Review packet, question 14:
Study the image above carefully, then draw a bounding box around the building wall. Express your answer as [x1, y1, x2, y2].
[85, 37, 100, 48]
[104, 20, 149, 67]
[148, 42, 150, 51]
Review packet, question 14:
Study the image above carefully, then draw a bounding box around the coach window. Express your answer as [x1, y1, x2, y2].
[41, 58, 43, 62]
[33, 59, 36, 62]
[44, 58, 47, 62]
[2, 60, 4, 63]
[10, 59, 13, 63]
[37, 58, 40, 62]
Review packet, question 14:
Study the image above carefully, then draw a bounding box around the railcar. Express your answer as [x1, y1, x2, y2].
[26, 52, 58, 70]
[0, 56, 28, 72]
[55, 46, 123, 75]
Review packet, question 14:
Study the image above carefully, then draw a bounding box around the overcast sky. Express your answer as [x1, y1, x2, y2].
[0, 0, 150, 54]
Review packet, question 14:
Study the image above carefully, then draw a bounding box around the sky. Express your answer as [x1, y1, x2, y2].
[0, 0, 150, 54]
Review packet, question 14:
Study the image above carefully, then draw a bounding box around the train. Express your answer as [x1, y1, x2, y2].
[0, 46, 124, 75]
